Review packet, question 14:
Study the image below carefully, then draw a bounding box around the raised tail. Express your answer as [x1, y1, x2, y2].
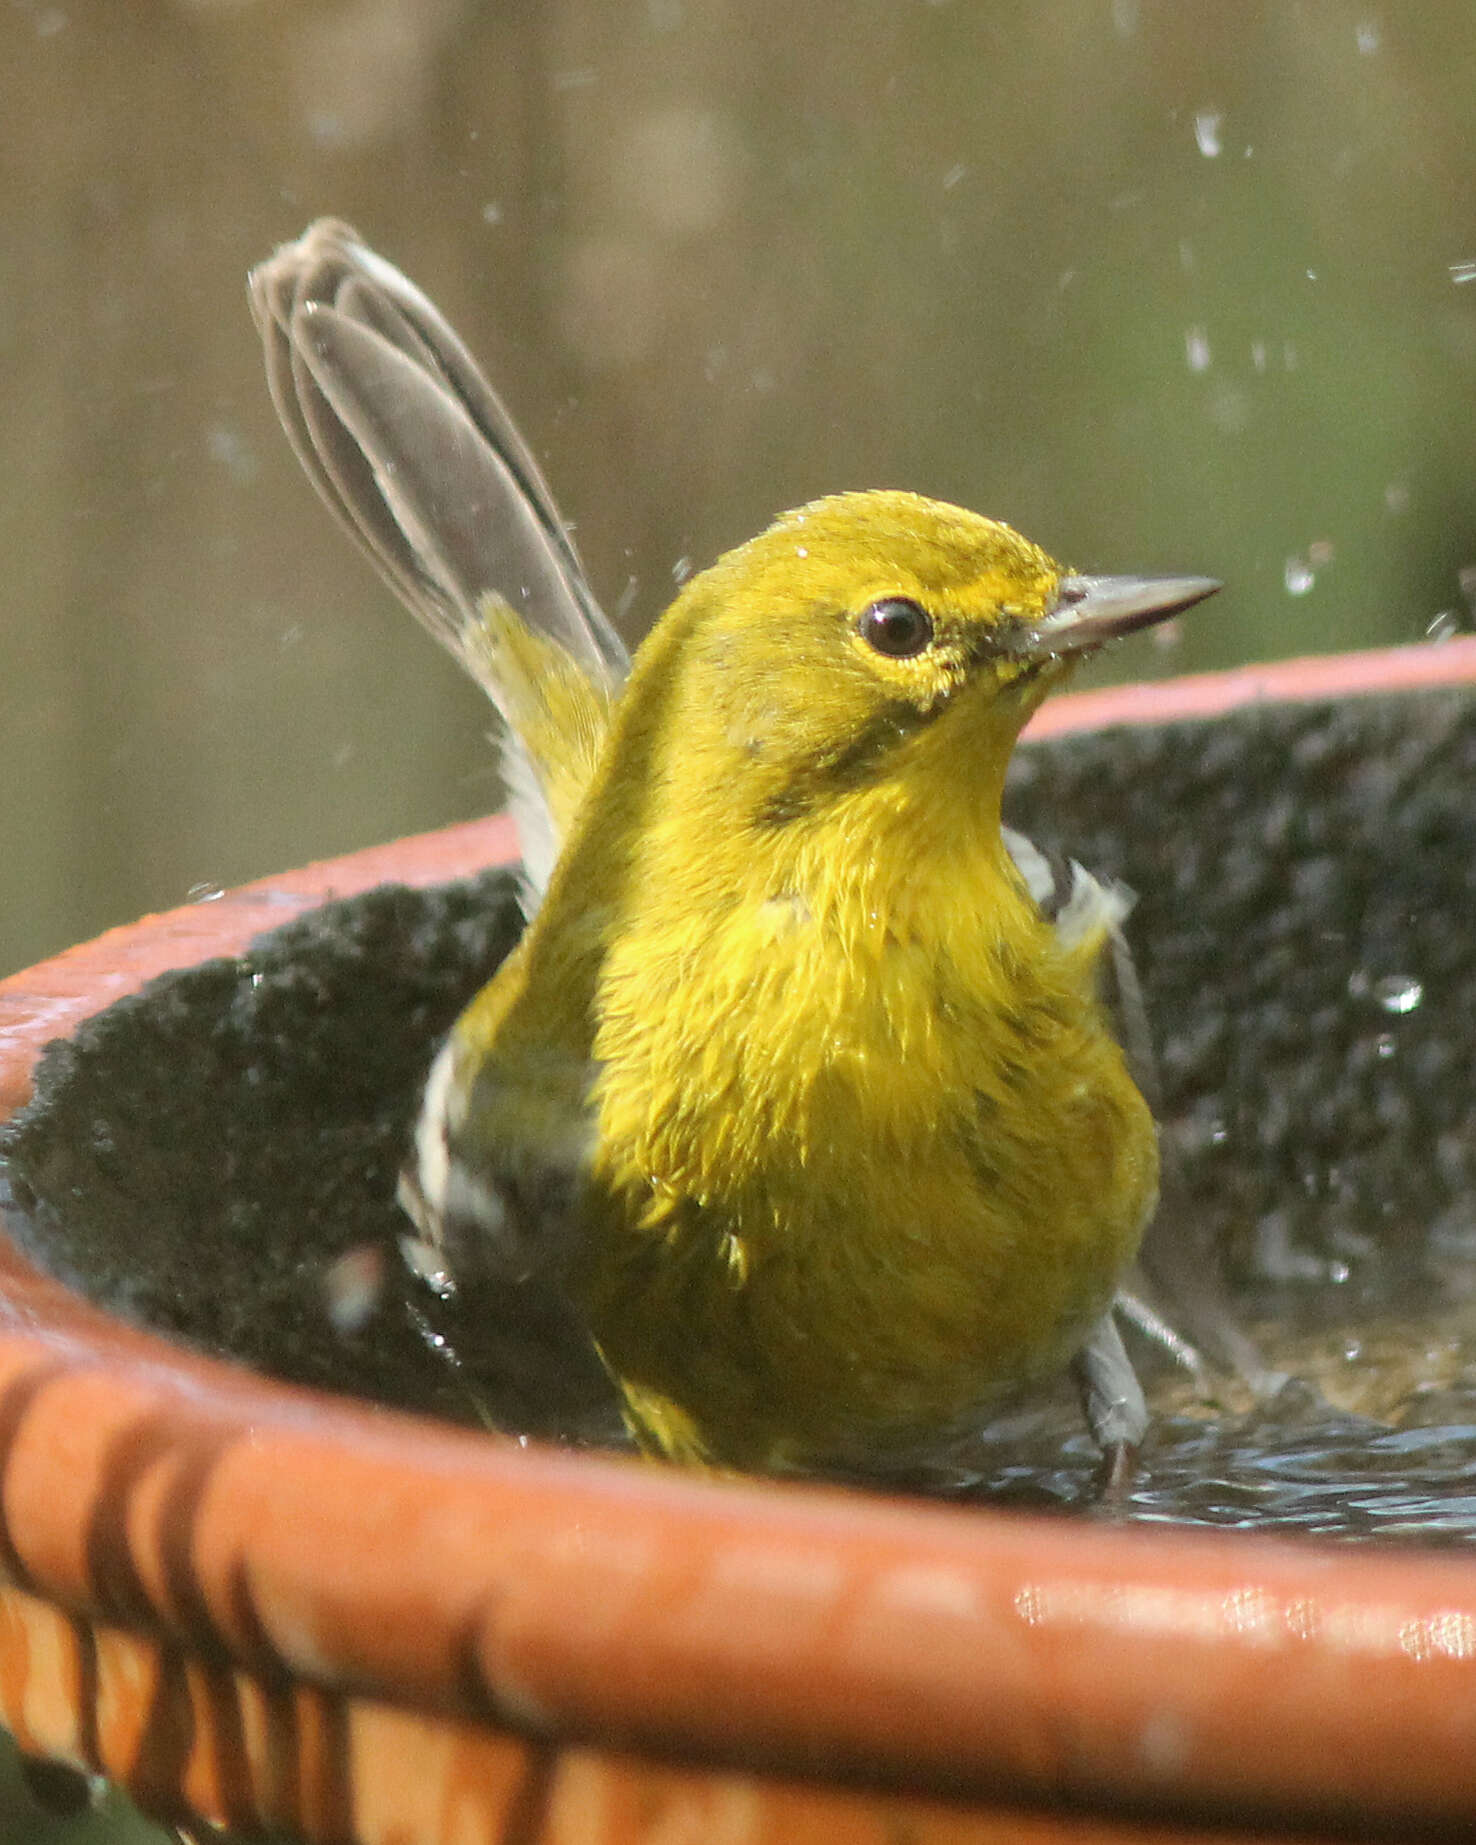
[249, 219, 631, 908]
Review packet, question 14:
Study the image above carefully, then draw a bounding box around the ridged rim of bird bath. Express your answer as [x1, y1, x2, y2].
[3, 639, 1476, 1845]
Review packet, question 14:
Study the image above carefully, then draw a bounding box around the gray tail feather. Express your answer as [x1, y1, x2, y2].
[248, 218, 630, 694]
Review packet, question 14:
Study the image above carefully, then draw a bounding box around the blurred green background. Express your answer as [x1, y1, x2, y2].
[0, 3, 1475, 1837]
[4, 1, 1476, 984]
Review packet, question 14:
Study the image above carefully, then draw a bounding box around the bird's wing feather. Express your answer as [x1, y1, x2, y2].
[1004, 827, 1270, 1394]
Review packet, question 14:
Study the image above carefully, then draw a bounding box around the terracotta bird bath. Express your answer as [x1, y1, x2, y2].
[4, 643, 1476, 1843]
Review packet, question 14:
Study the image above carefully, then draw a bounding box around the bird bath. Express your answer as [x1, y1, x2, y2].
[3, 644, 1476, 1841]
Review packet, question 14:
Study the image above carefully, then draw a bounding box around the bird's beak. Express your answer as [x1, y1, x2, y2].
[1017, 574, 1221, 658]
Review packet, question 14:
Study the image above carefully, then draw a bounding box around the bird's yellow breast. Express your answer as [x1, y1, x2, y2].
[576, 821, 1157, 1471]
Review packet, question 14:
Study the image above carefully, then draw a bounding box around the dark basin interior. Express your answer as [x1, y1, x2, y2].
[5, 686, 1476, 1543]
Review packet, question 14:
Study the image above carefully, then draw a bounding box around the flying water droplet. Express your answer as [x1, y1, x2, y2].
[323, 1244, 386, 1334]
[1373, 973, 1423, 1015]
[1284, 557, 1315, 596]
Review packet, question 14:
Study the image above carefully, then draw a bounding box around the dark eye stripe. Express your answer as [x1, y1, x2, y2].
[858, 598, 933, 658]
[754, 698, 942, 829]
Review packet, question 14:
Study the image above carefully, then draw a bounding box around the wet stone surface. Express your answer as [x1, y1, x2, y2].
[6, 687, 1476, 1540]
[0, 873, 619, 1443]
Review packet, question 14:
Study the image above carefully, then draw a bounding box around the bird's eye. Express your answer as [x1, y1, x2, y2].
[857, 597, 933, 658]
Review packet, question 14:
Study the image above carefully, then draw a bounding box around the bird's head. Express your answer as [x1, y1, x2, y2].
[634, 489, 1217, 842]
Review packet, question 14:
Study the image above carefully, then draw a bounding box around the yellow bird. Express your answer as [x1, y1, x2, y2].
[251, 221, 1219, 1483]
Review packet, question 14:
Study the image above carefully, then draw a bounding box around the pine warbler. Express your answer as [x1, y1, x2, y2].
[250, 221, 1219, 1481]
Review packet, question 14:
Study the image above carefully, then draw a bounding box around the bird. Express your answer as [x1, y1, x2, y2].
[250, 219, 1223, 1485]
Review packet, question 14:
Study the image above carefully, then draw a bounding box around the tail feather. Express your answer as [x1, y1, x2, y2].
[249, 219, 630, 910]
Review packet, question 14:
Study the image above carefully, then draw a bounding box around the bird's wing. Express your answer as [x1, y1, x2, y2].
[249, 219, 631, 911]
[1003, 827, 1273, 1396]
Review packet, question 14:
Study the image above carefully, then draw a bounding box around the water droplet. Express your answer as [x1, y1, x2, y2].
[399, 1234, 457, 1299]
[672, 555, 693, 585]
[941, 162, 968, 191]
[1385, 482, 1410, 514]
[795, 546, 809, 558]
[1373, 973, 1423, 1015]
[1426, 611, 1461, 642]
[1207, 384, 1250, 432]
[1355, 20, 1380, 53]
[1185, 326, 1211, 372]
[1376, 1033, 1397, 1059]
[323, 1245, 385, 1334]
[1149, 619, 1182, 651]
[1193, 111, 1222, 158]
[1251, 340, 1267, 372]
[1449, 260, 1476, 285]
[205, 423, 257, 485]
[187, 881, 225, 904]
[1111, 0, 1138, 34]
[1305, 268, 1318, 282]
[480, 201, 503, 226]
[306, 113, 348, 150]
[1284, 557, 1315, 596]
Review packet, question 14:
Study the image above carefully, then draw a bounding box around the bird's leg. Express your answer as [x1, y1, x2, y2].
[1072, 1308, 1148, 1496]
[1103, 924, 1279, 1398]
